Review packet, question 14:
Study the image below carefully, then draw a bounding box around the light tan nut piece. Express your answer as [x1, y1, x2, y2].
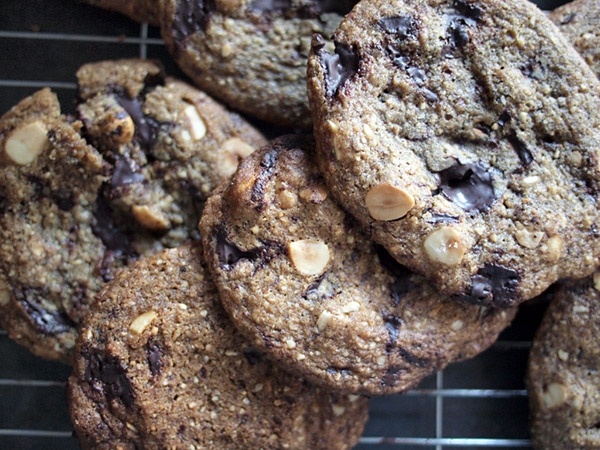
[220, 137, 256, 177]
[129, 310, 158, 335]
[4, 121, 49, 165]
[101, 110, 135, 145]
[424, 226, 466, 265]
[132, 205, 171, 231]
[183, 103, 207, 140]
[365, 183, 415, 221]
[593, 271, 600, 291]
[287, 239, 330, 276]
[540, 382, 568, 410]
[316, 309, 333, 332]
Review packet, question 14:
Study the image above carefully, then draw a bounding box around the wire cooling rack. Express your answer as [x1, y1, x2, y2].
[0, 0, 562, 448]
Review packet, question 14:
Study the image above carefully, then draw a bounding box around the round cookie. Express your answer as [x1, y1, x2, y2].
[306, 0, 600, 308]
[158, 0, 358, 128]
[0, 59, 266, 362]
[199, 134, 517, 395]
[549, 0, 600, 78]
[67, 241, 368, 450]
[77, 0, 161, 26]
[527, 274, 600, 450]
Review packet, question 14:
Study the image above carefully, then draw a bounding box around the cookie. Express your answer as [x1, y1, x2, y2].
[306, 0, 600, 308]
[67, 241, 368, 450]
[527, 274, 600, 450]
[0, 59, 266, 362]
[199, 134, 517, 395]
[77, 0, 161, 26]
[549, 0, 600, 78]
[157, 0, 359, 128]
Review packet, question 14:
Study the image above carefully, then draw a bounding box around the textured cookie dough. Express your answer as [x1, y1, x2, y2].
[307, 0, 600, 308]
[0, 59, 265, 362]
[199, 134, 517, 395]
[550, 0, 600, 78]
[67, 242, 368, 450]
[158, 0, 359, 128]
[527, 273, 600, 450]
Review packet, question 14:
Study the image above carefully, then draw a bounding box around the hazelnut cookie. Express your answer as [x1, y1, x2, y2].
[199, 134, 517, 395]
[307, 0, 600, 308]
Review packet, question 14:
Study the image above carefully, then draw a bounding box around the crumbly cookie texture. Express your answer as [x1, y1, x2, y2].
[0, 59, 265, 362]
[199, 134, 517, 395]
[68, 242, 368, 450]
[307, 0, 600, 308]
[550, 0, 600, 78]
[527, 274, 600, 450]
[157, 0, 359, 128]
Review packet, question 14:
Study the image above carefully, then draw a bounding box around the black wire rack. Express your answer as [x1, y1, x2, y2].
[0, 1, 562, 448]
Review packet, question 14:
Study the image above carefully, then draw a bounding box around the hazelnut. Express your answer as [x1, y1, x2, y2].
[4, 121, 49, 165]
[287, 239, 330, 276]
[541, 382, 568, 410]
[129, 310, 158, 335]
[183, 104, 207, 140]
[424, 227, 466, 265]
[101, 109, 134, 145]
[277, 190, 297, 209]
[365, 183, 415, 221]
[132, 205, 170, 231]
[316, 309, 333, 332]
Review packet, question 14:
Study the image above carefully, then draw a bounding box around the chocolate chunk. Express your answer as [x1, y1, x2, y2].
[376, 246, 415, 304]
[383, 315, 401, 352]
[242, 348, 263, 365]
[216, 228, 260, 269]
[304, 275, 336, 300]
[172, 0, 216, 43]
[448, 18, 471, 47]
[84, 351, 135, 407]
[319, 40, 360, 97]
[437, 162, 497, 211]
[455, 264, 520, 307]
[250, 0, 291, 12]
[428, 213, 460, 224]
[17, 289, 75, 335]
[92, 189, 133, 253]
[251, 148, 280, 207]
[507, 132, 534, 165]
[453, 0, 484, 20]
[115, 95, 161, 150]
[146, 339, 163, 376]
[110, 155, 145, 187]
[559, 12, 576, 25]
[378, 15, 417, 39]
[397, 347, 430, 367]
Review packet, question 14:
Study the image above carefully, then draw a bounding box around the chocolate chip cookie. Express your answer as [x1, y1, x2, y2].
[158, 0, 359, 128]
[199, 134, 517, 395]
[0, 59, 265, 362]
[549, 0, 600, 78]
[306, 0, 600, 308]
[527, 274, 600, 450]
[77, 0, 161, 26]
[68, 241, 368, 450]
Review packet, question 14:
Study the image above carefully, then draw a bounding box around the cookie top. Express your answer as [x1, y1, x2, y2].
[0, 59, 265, 362]
[199, 134, 517, 395]
[158, 0, 358, 128]
[77, 0, 161, 26]
[527, 274, 600, 450]
[550, 0, 600, 78]
[67, 241, 368, 450]
[306, 0, 600, 308]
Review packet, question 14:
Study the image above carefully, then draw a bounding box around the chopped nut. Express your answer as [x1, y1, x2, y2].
[132, 205, 170, 231]
[593, 271, 600, 291]
[219, 137, 256, 177]
[287, 239, 330, 276]
[341, 301, 360, 314]
[542, 236, 562, 262]
[0, 277, 10, 306]
[515, 228, 544, 249]
[541, 382, 568, 409]
[450, 320, 464, 331]
[5, 121, 49, 165]
[424, 227, 466, 265]
[332, 405, 346, 416]
[102, 110, 135, 144]
[183, 104, 207, 140]
[365, 183, 415, 221]
[129, 310, 158, 335]
[299, 185, 328, 204]
[277, 190, 297, 209]
[557, 349, 569, 361]
[317, 309, 333, 332]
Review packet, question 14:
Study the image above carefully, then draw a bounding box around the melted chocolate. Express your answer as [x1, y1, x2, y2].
[437, 162, 497, 211]
[378, 15, 417, 39]
[17, 291, 75, 336]
[216, 229, 260, 269]
[115, 95, 161, 151]
[320, 41, 360, 97]
[110, 155, 145, 187]
[507, 132, 534, 166]
[250, 148, 280, 207]
[92, 189, 133, 252]
[84, 351, 135, 407]
[455, 264, 520, 307]
[172, 0, 216, 43]
[146, 339, 163, 376]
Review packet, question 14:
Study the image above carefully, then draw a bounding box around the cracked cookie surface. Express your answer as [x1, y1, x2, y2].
[199, 134, 516, 395]
[527, 274, 600, 450]
[0, 59, 265, 362]
[307, 0, 600, 308]
[67, 242, 368, 450]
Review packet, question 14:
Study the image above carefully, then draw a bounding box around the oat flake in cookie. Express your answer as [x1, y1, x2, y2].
[67, 242, 368, 450]
[549, 0, 600, 78]
[307, 0, 600, 308]
[199, 135, 516, 395]
[0, 59, 265, 363]
[527, 274, 600, 450]
[158, 0, 359, 128]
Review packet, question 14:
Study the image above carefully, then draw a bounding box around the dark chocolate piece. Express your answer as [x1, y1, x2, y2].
[437, 162, 497, 211]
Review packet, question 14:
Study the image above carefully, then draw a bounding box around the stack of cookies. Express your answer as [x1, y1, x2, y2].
[1, 0, 599, 448]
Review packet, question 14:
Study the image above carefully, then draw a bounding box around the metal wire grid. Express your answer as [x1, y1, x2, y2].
[0, 1, 549, 448]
